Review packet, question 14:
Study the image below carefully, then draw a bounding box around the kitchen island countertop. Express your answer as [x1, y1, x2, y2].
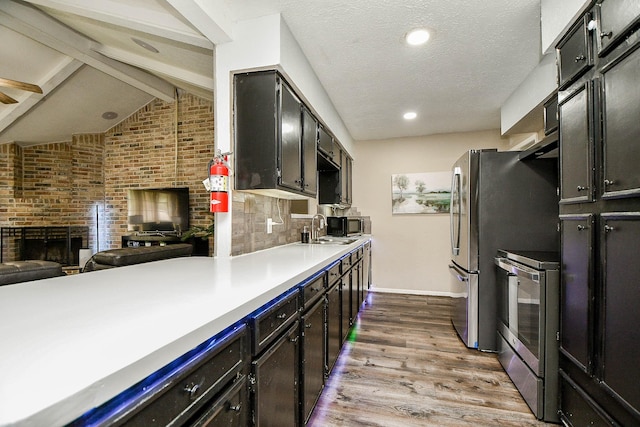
[0, 237, 370, 427]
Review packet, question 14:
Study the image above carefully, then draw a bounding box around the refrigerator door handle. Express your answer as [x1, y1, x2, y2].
[450, 167, 461, 256]
[448, 263, 468, 282]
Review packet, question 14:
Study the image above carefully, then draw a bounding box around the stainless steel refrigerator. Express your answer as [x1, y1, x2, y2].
[448, 149, 558, 351]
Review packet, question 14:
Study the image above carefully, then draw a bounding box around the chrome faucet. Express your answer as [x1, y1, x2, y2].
[311, 213, 326, 241]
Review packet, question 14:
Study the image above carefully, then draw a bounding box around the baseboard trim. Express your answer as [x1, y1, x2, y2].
[370, 287, 455, 297]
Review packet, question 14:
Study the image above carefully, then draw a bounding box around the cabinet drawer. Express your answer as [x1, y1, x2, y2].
[596, 0, 640, 57]
[326, 261, 341, 286]
[251, 290, 299, 355]
[191, 375, 247, 427]
[301, 272, 325, 309]
[341, 255, 352, 274]
[559, 372, 613, 426]
[118, 325, 247, 427]
[557, 15, 593, 89]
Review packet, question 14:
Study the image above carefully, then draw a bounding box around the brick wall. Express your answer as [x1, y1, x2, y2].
[0, 92, 214, 259]
[103, 93, 214, 250]
[22, 142, 73, 199]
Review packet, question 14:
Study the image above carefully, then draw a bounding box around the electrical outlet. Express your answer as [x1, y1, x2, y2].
[267, 218, 273, 234]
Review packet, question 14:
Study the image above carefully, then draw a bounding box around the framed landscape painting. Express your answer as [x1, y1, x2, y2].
[391, 171, 451, 214]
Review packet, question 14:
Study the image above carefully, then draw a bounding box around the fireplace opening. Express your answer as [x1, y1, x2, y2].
[1, 227, 89, 266]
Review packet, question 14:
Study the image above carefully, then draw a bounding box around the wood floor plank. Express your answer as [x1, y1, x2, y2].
[308, 292, 553, 426]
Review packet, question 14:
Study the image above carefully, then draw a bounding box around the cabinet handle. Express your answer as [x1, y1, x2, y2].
[604, 179, 615, 186]
[576, 185, 588, 192]
[604, 225, 615, 233]
[184, 380, 203, 400]
[290, 336, 299, 343]
[228, 403, 242, 412]
[577, 225, 588, 231]
[574, 54, 586, 62]
[276, 313, 287, 319]
[600, 31, 612, 39]
[305, 323, 312, 329]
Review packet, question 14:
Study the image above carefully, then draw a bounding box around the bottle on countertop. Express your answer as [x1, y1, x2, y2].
[301, 226, 310, 243]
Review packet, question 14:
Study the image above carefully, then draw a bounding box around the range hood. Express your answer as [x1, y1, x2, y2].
[519, 130, 558, 161]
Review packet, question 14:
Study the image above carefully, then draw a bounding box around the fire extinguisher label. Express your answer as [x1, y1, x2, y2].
[210, 175, 228, 192]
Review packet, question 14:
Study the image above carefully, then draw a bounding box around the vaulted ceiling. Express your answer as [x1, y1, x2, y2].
[0, 0, 543, 146]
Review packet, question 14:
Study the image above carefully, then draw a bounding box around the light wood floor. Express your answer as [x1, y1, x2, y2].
[308, 292, 554, 427]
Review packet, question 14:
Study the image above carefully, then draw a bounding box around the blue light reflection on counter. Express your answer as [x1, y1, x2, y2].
[68, 320, 246, 426]
[68, 246, 364, 426]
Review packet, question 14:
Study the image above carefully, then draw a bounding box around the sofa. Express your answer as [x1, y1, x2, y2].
[83, 243, 193, 272]
[0, 260, 64, 286]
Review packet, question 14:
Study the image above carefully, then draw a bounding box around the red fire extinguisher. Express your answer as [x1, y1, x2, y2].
[209, 150, 230, 213]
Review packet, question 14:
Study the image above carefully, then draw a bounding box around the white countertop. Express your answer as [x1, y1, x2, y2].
[0, 238, 369, 427]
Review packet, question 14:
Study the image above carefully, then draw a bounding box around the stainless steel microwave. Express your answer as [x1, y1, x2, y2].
[326, 216, 363, 237]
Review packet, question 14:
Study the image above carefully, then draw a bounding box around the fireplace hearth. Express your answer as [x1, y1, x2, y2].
[1, 226, 89, 266]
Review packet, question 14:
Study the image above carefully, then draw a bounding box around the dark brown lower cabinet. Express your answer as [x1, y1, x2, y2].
[340, 274, 350, 343]
[67, 325, 248, 427]
[326, 281, 341, 374]
[559, 371, 613, 426]
[301, 298, 325, 424]
[251, 321, 300, 427]
[559, 214, 593, 371]
[600, 213, 640, 413]
[190, 375, 247, 426]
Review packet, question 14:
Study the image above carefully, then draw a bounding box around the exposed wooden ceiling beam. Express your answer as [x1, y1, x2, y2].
[0, 0, 175, 102]
[0, 57, 83, 134]
[165, 0, 233, 44]
[22, 0, 213, 49]
[94, 45, 214, 90]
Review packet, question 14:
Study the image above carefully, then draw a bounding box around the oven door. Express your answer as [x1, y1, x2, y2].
[495, 257, 544, 375]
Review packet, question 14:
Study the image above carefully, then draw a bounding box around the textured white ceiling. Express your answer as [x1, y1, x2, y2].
[227, 0, 543, 140]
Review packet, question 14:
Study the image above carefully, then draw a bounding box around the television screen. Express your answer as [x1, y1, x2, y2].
[127, 187, 189, 234]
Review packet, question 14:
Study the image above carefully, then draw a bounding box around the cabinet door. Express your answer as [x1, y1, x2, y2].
[559, 82, 594, 204]
[326, 283, 341, 374]
[601, 213, 640, 414]
[363, 243, 371, 304]
[557, 15, 593, 89]
[252, 321, 299, 427]
[340, 275, 351, 343]
[596, 0, 640, 57]
[318, 125, 336, 163]
[601, 46, 640, 199]
[301, 107, 318, 196]
[301, 299, 325, 423]
[340, 151, 352, 205]
[278, 79, 303, 192]
[560, 214, 594, 372]
[349, 266, 357, 324]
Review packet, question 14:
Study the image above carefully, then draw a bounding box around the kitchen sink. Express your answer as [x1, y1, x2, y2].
[308, 237, 358, 245]
[297, 237, 358, 246]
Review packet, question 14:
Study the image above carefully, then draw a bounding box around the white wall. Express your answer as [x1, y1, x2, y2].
[501, 53, 557, 135]
[353, 130, 510, 295]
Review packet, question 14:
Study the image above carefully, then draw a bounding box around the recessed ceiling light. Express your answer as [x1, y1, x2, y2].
[102, 111, 118, 120]
[405, 29, 430, 46]
[403, 112, 417, 120]
[132, 37, 159, 53]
